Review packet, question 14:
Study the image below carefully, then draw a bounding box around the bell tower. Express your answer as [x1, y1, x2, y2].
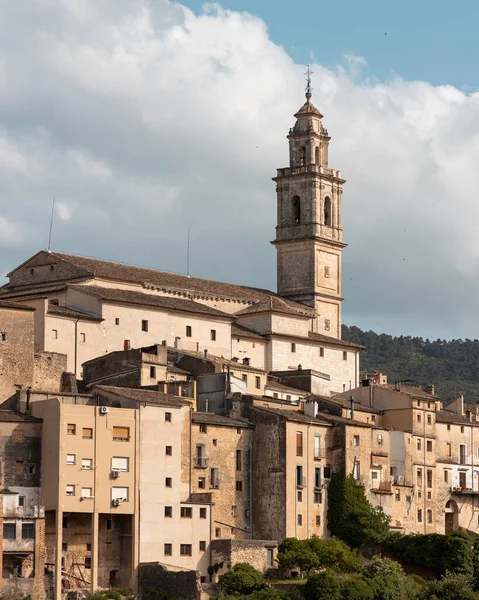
[272, 70, 346, 338]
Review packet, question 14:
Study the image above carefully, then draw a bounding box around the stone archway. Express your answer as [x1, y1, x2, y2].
[445, 499, 459, 534]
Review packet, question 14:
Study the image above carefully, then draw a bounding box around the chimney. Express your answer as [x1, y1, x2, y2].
[349, 396, 355, 420]
[425, 384, 435, 396]
[204, 349, 208, 358]
[161, 340, 167, 346]
[298, 364, 302, 372]
[466, 410, 472, 422]
[455, 393, 464, 416]
[242, 357, 250, 366]
[124, 340, 131, 351]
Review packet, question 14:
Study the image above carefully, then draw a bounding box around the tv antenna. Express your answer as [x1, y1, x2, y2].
[47, 196, 56, 252]
[186, 227, 190, 277]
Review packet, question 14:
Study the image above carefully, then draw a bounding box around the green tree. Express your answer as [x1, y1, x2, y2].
[302, 570, 341, 600]
[362, 556, 419, 600]
[327, 473, 390, 548]
[424, 572, 478, 600]
[218, 563, 264, 595]
[309, 536, 360, 573]
[339, 577, 374, 600]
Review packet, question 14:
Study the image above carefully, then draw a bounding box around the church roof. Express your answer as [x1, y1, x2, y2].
[294, 99, 323, 119]
[235, 295, 314, 318]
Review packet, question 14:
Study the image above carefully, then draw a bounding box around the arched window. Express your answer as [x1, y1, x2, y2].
[292, 196, 301, 224]
[315, 146, 320, 165]
[324, 197, 332, 226]
[300, 146, 306, 166]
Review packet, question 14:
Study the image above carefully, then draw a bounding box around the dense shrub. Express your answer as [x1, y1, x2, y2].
[278, 536, 360, 576]
[327, 473, 390, 548]
[218, 563, 264, 595]
[302, 570, 341, 600]
[361, 556, 420, 600]
[339, 577, 374, 600]
[424, 572, 478, 599]
[383, 530, 474, 577]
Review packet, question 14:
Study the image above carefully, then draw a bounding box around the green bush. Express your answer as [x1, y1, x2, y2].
[339, 577, 374, 600]
[362, 556, 419, 600]
[218, 562, 264, 595]
[424, 572, 478, 600]
[327, 473, 390, 548]
[302, 570, 341, 600]
[278, 536, 360, 576]
[383, 530, 474, 578]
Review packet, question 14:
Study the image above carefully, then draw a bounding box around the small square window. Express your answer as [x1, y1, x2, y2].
[200, 424, 207, 433]
[461, 426, 465, 433]
[67, 424, 76, 435]
[447, 424, 451, 431]
[199, 540, 206, 551]
[427, 414, 432, 425]
[62, 542, 68, 551]
[112, 426, 129, 441]
[115, 318, 120, 325]
[80, 333, 86, 343]
[66, 485, 75, 496]
[164, 506, 172, 518]
[236, 480, 243, 492]
[426, 440, 432, 452]
[165, 412, 172, 422]
[319, 347, 324, 358]
[417, 414, 422, 423]
[297, 491, 302, 502]
[81, 487, 93, 498]
[165, 477, 172, 488]
[210, 329, 216, 341]
[3, 523, 16, 539]
[213, 439, 218, 446]
[150, 366, 156, 378]
[291, 343, 296, 353]
[186, 325, 192, 337]
[215, 527, 221, 538]
[242, 374, 248, 384]
[86, 543, 91, 552]
[236, 428, 241, 434]
[83, 427, 93, 439]
[255, 376, 261, 389]
[180, 544, 192, 556]
[166, 446, 172, 456]
[141, 320, 148, 332]
[18, 496, 25, 507]
[66, 454, 76, 465]
[198, 477, 205, 489]
[200, 507, 207, 519]
[315, 515, 321, 527]
[52, 329, 58, 339]
[342, 351, 347, 361]
[297, 514, 302, 526]
[84, 556, 92, 569]
[82, 458, 92, 470]
[164, 543, 172, 556]
[180, 507, 192, 518]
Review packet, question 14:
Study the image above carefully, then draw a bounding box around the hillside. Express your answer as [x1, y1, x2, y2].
[342, 325, 479, 405]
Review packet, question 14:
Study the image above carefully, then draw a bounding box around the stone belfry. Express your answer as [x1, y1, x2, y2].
[272, 68, 346, 338]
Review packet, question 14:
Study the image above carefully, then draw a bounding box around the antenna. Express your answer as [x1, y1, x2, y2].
[186, 227, 190, 277]
[47, 196, 56, 252]
[305, 65, 313, 100]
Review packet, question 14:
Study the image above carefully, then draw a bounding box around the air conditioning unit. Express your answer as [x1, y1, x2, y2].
[112, 469, 121, 479]
[99, 406, 109, 414]
[112, 498, 121, 507]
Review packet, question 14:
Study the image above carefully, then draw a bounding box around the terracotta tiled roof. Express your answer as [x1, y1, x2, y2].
[47, 304, 103, 322]
[436, 409, 478, 425]
[93, 385, 192, 407]
[377, 384, 439, 401]
[251, 405, 332, 426]
[170, 347, 266, 373]
[231, 323, 265, 340]
[192, 412, 253, 428]
[0, 299, 35, 311]
[295, 100, 323, 118]
[0, 409, 42, 422]
[312, 394, 383, 414]
[71, 285, 232, 319]
[261, 330, 364, 350]
[235, 295, 314, 318]
[265, 381, 306, 395]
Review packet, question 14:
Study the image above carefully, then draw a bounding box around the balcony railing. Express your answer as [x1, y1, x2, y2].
[371, 479, 393, 494]
[296, 477, 307, 489]
[195, 456, 208, 468]
[314, 450, 327, 460]
[452, 486, 479, 495]
[392, 475, 413, 487]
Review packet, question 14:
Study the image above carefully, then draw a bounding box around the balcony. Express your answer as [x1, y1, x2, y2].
[195, 456, 208, 469]
[296, 477, 307, 489]
[451, 486, 479, 495]
[189, 492, 213, 503]
[371, 479, 393, 494]
[314, 450, 327, 461]
[392, 475, 413, 488]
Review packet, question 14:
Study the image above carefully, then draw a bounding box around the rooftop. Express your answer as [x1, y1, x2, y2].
[93, 385, 192, 407]
[0, 409, 42, 423]
[250, 405, 332, 427]
[235, 295, 314, 318]
[231, 323, 266, 340]
[0, 299, 35, 311]
[192, 412, 253, 428]
[47, 304, 103, 322]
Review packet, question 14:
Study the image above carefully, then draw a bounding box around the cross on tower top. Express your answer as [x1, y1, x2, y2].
[305, 65, 313, 101]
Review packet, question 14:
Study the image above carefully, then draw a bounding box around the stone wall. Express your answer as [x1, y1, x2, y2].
[211, 539, 278, 575]
[139, 563, 200, 600]
[33, 352, 67, 392]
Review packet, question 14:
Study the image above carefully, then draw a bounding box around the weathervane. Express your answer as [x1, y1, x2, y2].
[305, 65, 313, 101]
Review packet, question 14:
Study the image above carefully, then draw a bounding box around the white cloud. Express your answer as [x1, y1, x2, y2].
[0, 0, 478, 338]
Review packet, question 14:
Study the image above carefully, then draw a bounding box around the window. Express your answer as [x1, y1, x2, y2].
[16, 461, 24, 475]
[166, 446, 172, 456]
[67, 424, 76, 435]
[314, 435, 321, 460]
[186, 325, 192, 337]
[236, 450, 242, 471]
[323, 466, 331, 479]
[164, 543, 172, 556]
[112, 426, 129, 441]
[81, 458, 92, 470]
[3, 523, 16, 539]
[199, 541, 206, 551]
[18, 496, 25, 507]
[371, 471, 378, 480]
[200, 507, 207, 519]
[297, 514, 303, 526]
[417, 468, 422, 484]
[427, 470, 433, 488]
[83, 427, 93, 439]
[426, 440, 432, 452]
[427, 414, 432, 425]
[165, 477, 172, 488]
[242, 374, 248, 384]
[427, 510, 433, 524]
[213, 439, 218, 446]
[210, 329, 216, 341]
[150, 366, 156, 378]
[81, 487, 93, 498]
[200, 424, 207, 433]
[165, 412, 171, 422]
[273, 393, 279, 399]
[353, 435, 360, 447]
[115, 318, 120, 325]
[80, 333, 86, 343]
[395, 491, 401, 501]
[286, 395, 291, 401]
[86, 543, 91, 552]
[200, 576, 207, 584]
[181, 507, 192, 518]
[255, 376, 261, 389]
[444, 469, 449, 483]
[315, 467, 321, 488]
[52, 329, 58, 339]
[198, 477, 205, 489]
[164, 506, 172, 518]
[325, 319, 331, 331]
[112, 457, 129, 472]
[417, 439, 422, 451]
[66, 485, 75, 496]
[210, 468, 220, 488]
[417, 509, 423, 523]
[62, 543, 68, 551]
[446, 443, 452, 457]
[324, 197, 332, 226]
[215, 528, 221, 537]
[236, 480, 243, 492]
[447, 424, 451, 431]
[180, 544, 192, 556]
[267, 548, 274, 567]
[417, 414, 422, 423]
[112, 487, 128, 501]
[461, 426, 465, 433]
[297, 491, 302, 502]
[291, 343, 296, 353]
[296, 431, 303, 456]
[12, 429, 23, 443]
[460, 444, 467, 465]
[141, 320, 148, 332]
[84, 557, 91, 569]
[296, 465, 303, 487]
[314, 492, 322, 504]
[66, 454, 76, 465]
[320, 347, 324, 358]
[63, 517, 69, 529]
[316, 515, 321, 527]
[292, 195, 301, 224]
[342, 351, 347, 361]
[353, 461, 361, 481]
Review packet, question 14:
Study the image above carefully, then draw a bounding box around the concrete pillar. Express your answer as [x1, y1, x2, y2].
[91, 512, 99, 593]
[54, 510, 63, 600]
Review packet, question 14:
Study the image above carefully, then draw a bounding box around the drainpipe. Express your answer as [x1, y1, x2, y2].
[249, 440, 254, 539]
[189, 405, 192, 496]
[307, 424, 311, 539]
[74, 318, 80, 377]
[349, 397, 355, 420]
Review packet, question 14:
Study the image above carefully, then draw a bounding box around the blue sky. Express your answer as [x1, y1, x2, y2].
[182, 0, 478, 90]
